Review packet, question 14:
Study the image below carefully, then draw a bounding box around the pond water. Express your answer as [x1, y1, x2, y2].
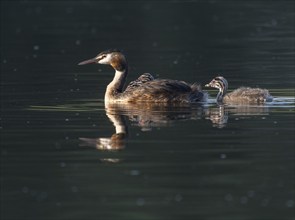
[1, 1, 295, 220]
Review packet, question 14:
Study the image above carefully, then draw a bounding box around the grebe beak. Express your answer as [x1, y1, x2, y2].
[78, 57, 97, 65]
[205, 80, 216, 88]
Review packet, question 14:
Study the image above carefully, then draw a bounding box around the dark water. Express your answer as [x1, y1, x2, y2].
[1, 1, 295, 220]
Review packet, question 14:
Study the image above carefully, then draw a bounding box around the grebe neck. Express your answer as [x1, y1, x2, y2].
[217, 86, 226, 103]
[205, 76, 229, 104]
[105, 68, 128, 104]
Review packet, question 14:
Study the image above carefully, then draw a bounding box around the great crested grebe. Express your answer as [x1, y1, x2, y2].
[205, 76, 273, 104]
[78, 49, 207, 105]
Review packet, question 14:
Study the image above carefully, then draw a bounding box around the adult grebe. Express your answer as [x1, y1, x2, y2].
[205, 76, 273, 104]
[78, 49, 207, 105]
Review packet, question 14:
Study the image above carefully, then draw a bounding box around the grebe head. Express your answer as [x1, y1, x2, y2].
[205, 76, 228, 92]
[205, 76, 228, 102]
[78, 49, 127, 72]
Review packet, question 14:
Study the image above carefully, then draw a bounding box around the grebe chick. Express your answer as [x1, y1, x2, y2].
[78, 49, 207, 105]
[205, 76, 273, 104]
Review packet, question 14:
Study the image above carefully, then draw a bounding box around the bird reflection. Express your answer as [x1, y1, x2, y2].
[107, 102, 205, 131]
[205, 104, 270, 128]
[205, 105, 228, 128]
[79, 113, 127, 151]
[226, 104, 270, 115]
[79, 102, 271, 154]
[79, 103, 206, 154]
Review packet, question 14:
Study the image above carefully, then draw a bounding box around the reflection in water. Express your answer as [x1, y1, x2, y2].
[206, 104, 272, 128]
[205, 105, 228, 128]
[79, 113, 127, 151]
[79, 103, 205, 152]
[107, 103, 206, 131]
[79, 102, 276, 151]
[227, 105, 270, 115]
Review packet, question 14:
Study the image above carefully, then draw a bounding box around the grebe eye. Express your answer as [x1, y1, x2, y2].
[97, 54, 107, 60]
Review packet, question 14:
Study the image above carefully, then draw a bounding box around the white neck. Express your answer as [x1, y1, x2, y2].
[106, 113, 127, 134]
[216, 82, 228, 103]
[216, 88, 224, 102]
[105, 70, 127, 104]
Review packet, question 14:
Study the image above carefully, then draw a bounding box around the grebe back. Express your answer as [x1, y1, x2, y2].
[78, 49, 207, 105]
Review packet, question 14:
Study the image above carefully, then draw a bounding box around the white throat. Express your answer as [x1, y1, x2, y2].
[104, 70, 127, 104]
[106, 114, 127, 134]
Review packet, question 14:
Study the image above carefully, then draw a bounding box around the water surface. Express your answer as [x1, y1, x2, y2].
[1, 1, 295, 220]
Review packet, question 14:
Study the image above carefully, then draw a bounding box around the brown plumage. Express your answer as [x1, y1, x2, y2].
[124, 79, 204, 103]
[78, 49, 207, 105]
[205, 76, 273, 104]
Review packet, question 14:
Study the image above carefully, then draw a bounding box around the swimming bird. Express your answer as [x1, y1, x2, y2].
[78, 49, 207, 105]
[205, 76, 273, 104]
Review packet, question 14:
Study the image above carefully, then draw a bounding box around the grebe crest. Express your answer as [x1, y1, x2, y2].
[205, 76, 273, 104]
[78, 49, 207, 105]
